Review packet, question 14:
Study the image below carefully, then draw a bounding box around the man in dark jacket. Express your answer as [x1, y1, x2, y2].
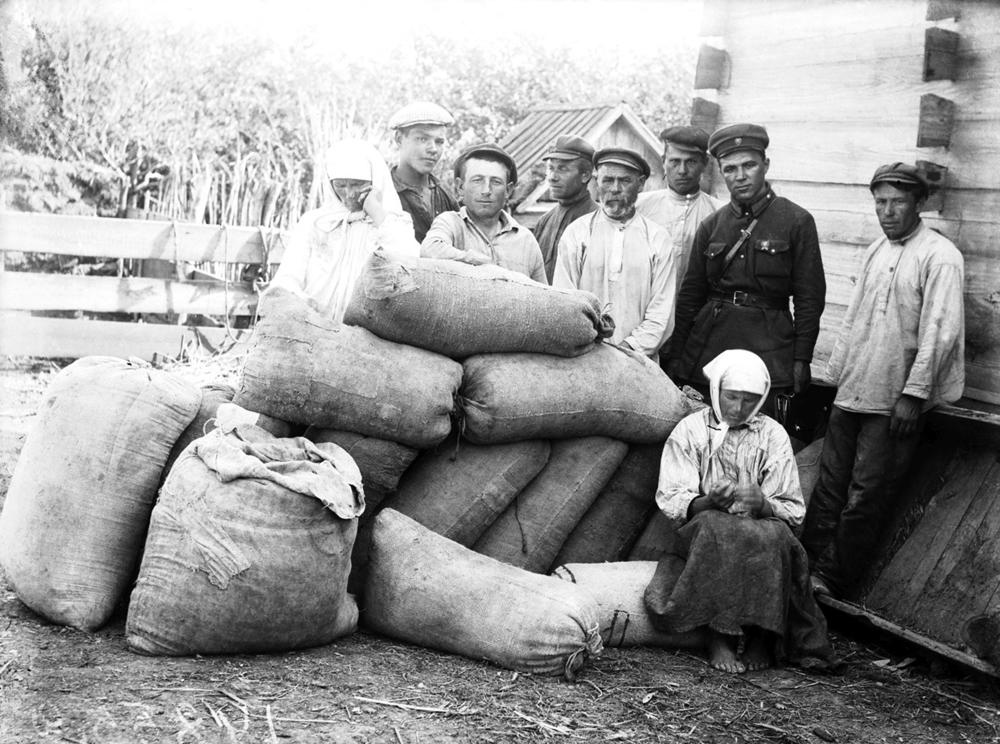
[665, 123, 825, 421]
[532, 135, 597, 282]
[389, 101, 459, 242]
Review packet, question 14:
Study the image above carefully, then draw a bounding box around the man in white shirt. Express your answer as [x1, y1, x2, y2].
[554, 147, 677, 358]
[801, 162, 965, 600]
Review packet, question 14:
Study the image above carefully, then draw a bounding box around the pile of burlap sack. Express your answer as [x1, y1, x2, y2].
[0, 251, 824, 681]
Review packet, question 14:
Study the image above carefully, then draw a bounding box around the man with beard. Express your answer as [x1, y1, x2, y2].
[553, 147, 677, 358]
[421, 143, 546, 283]
[665, 124, 825, 420]
[532, 135, 597, 282]
[802, 162, 964, 600]
[389, 101, 459, 242]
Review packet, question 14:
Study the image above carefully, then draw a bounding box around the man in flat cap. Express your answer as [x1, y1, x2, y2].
[389, 101, 459, 242]
[554, 147, 677, 358]
[532, 135, 598, 282]
[421, 143, 546, 283]
[802, 162, 964, 600]
[666, 123, 826, 424]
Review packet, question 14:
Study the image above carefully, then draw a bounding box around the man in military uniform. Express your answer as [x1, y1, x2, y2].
[388, 101, 459, 242]
[532, 134, 597, 282]
[665, 123, 826, 419]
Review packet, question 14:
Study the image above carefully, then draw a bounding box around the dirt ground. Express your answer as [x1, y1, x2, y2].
[2, 360, 1000, 744]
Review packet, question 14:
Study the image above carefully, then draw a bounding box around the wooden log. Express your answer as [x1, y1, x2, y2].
[694, 44, 729, 90]
[926, 0, 961, 22]
[924, 27, 961, 81]
[689, 98, 720, 135]
[0, 211, 288, 264]
[0, 272, 257, 316]
[0, 312, 248, 360]
[917, 93, 956, 148]
[916, 161, 948, 212]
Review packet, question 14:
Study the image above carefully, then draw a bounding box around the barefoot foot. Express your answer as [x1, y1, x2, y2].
[707, 632, 745, 674]
[741, 632, 773, 672]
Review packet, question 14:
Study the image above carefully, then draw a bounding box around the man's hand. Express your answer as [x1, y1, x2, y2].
[793, 360, 811, 394]
[889, 394, 922, 437]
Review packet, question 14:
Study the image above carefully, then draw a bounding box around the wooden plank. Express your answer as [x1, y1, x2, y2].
[722, 1, 924, 41]
[924, 27, 961, 82]
[866, 449, 998, 624]
[917, 94, 957, 147]
[0, 272, 257, 315]
[818, 595, 997, 678]
[0, 211, 288, 264]
[0, 312, 250, 360]
[913, 463, 1000, 643]
[694, 44, 729, 89]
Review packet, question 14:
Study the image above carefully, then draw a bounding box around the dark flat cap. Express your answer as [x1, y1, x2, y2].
[660, 125, 710, 155]
[454, 143, 518, 184]
[869, 162, 930, 196]
[543, 134, 595, 162]
[593, 147, 651, 178]
[388, 101, 455, 130]
[708, 123, 769, 159]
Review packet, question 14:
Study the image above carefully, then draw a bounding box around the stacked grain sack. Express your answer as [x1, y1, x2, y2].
[341, 251, 699, 575]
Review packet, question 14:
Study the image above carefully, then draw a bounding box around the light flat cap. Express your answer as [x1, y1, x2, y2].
[660, 125, 710, 155]
[453, 143, 518, 184]
[593, 147, 651, 178]
[708, 123, 769, 159]
[543, 134, 595, 162]
[869, 162, 930, 197]
[388, 101, 455, 130]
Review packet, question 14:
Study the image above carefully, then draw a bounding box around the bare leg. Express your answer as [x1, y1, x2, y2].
[707, 630, 745, 674]
[741, 628, 773, 672]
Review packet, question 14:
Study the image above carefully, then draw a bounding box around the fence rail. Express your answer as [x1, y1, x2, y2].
[0, 211, 288, 360]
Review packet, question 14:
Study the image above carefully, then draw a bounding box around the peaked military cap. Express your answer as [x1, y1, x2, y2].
[869, 162, 930, 198]
[593, 147, 651, 178]
[388, 101, 455, 130]
[659, 125, 710, 155]
[453, 143, 518, 184]
[542, 134, 595, 162]
[708, 123, 770, 159]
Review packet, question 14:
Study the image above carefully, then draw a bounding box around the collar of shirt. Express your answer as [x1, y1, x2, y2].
[390, 166, 441, 195]
[668, 188, 705, 206]
[458, 206, 519, 235]
[598, 206, 640, 229]
[888, 219, 925, 247]
[728, 183, 776, 219]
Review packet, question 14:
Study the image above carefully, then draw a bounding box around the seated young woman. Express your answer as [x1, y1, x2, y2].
[644, 349, 834, 673]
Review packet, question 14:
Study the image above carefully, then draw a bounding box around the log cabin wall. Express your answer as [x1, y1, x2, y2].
[696, 0, 1000, 405]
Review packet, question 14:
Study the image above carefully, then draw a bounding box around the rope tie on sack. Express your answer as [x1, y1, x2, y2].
[562, 623, 604, 681]
[606, 609, 631, 648]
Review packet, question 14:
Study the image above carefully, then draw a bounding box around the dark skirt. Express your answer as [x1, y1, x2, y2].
[644, 510, 834, 666]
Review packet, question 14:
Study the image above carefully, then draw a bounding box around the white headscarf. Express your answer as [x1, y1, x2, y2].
[702, 349, 771, 447]
[321, 139, 403, 218]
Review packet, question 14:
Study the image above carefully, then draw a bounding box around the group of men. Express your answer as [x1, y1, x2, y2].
[377, 101, 966, 601]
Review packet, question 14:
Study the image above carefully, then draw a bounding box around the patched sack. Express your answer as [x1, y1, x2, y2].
[0, 356, 201, 630]
[126, 424, 363, 655]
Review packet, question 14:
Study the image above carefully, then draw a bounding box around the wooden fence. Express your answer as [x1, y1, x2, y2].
[0, 211, 287, 360]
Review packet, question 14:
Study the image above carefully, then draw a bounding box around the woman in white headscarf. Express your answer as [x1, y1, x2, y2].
[644, 349, 833, 674]
[267, 139, 419, 322]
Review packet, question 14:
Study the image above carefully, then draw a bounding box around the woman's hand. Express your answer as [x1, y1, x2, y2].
[360, 187, 387, 227]
[705, 481, 736, 511]
[733, 482, 772, 518]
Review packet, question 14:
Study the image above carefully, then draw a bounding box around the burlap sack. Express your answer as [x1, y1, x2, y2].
[163, 382, 235, 476]
[460, 344, 696, 444]
[474, 437, 628, 573]
[343, 251, 611, 358]
[553, 442, 662, 565]
[126, 425, 362, 655]
[0, 357, 201, 630]
[552, 562, 703, 649]
[384, 437, 551, 546]
[235, 291, 462, 448]
[364, 509, 604, 680]
[306, 427, 419, 493]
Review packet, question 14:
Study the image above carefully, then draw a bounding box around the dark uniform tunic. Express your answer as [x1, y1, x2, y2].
[667, 184, 825, 389]
[531, 191, 597, 283]
[391, 167, 458, 243]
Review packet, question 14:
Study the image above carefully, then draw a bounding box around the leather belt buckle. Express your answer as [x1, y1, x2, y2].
[732, 290, 750, 306]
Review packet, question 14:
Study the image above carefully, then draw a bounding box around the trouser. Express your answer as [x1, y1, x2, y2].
[799, 405, 924, 599]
